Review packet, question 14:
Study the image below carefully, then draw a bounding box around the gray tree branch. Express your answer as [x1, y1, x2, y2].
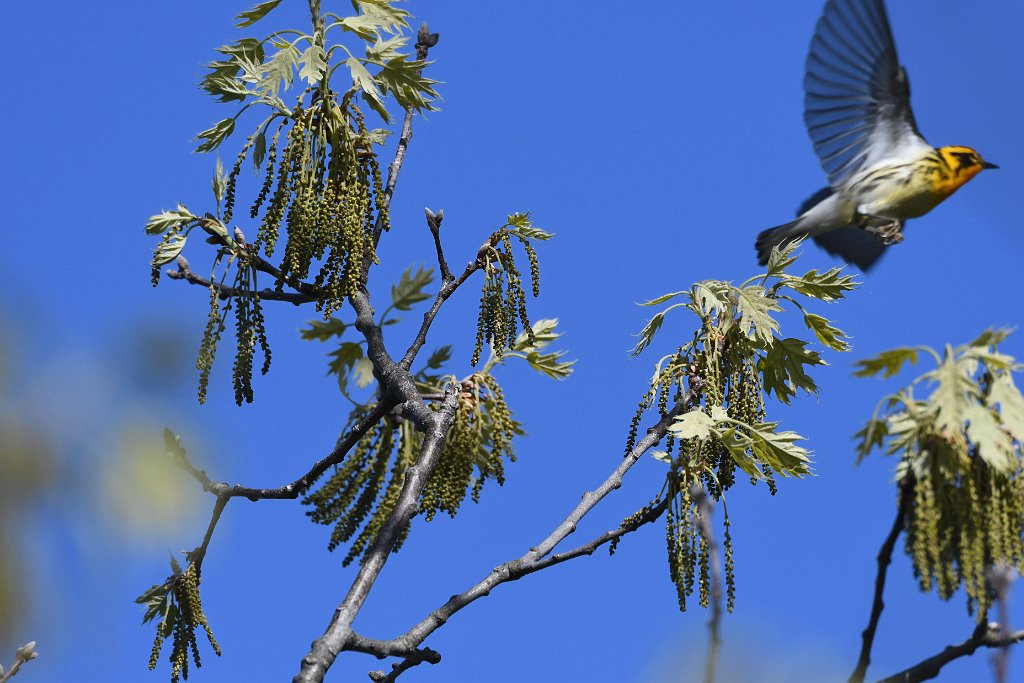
[850, 479, 913, 683]
[370, 23, 438, 251]
[398, 213, 487, 372]
[167, 256, 317, 305]
[295, 382, 460, 683]
[878, 623, 1024, 683]
[166, 401, 393, 503]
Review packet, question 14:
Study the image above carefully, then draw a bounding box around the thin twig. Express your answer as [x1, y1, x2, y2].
[164, 401, 392, 595]
[878, 623, 1024, 683]
[166, 400, 393, 503]
[0, 659, 26, 682]
[398, 218, 522, 374]
[167, 257, 317, 305]
[527, 496, 671, 574]
[850, 479, 913, 683]
[425, 208, 452, 281]
[0, 643, 38, 683]
[398, 256, 482, 371]
[370, 24, 438, 250]
[187, 494, 230, 570]
[368, 648, 442, 683]
[693, 487, 722, 683]
[345, 634, 432, 660]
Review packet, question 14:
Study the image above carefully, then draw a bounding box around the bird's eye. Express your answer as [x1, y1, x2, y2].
[951, 151, 976, 168]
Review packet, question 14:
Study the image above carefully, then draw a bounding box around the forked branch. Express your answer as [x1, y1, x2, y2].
[295, 382, 460, 682]
[355, 397, 696, 681]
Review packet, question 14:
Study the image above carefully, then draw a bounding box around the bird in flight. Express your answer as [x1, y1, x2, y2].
[755, 0, 996, 271]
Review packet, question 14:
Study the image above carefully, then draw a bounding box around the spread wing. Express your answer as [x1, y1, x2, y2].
[803, 0, 931, 187]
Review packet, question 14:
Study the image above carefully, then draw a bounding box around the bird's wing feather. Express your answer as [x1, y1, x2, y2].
[803, 0, 930, 187]
[812, 227, 888, 271]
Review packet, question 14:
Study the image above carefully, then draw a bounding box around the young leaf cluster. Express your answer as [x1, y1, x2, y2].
[855, 329, 1024, 619]
[147, 0, 439, 403]
[630, 241, 856, 612]
[136, 557, 221, 683]
[477, 318, 575, 380]
[471, 213, 551, 366]
[302, 318, 572, 565]
[199, 0, 437, 147]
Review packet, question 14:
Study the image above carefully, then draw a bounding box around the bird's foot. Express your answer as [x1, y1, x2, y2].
[862, 216, 904, 246]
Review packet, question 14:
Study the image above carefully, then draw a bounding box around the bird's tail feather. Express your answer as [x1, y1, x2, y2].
[755, 219, 806, 266]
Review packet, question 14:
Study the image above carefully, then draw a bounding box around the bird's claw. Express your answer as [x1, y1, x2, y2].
[862, 216, 904, 246]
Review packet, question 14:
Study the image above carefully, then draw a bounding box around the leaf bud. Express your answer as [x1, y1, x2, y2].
[15, 641, 38, 662]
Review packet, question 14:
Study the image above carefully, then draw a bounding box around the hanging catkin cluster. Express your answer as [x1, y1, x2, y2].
[195, 258, 272, 405]
[177, 94, 388, 405]
[304, 409, 411, 566]
[627, 324, 775, 498]
[611, 242, 854, 616]
[471, 230, 541, 366]
[228, 95, 388, 316]
[145, 563, 221, 683]
[420, 373, 518, 520]
[664, 485, 736, 613]
[304, 375, 520, 565]
[902, 452, 1024, 620]
[625, 326, 765, 614]
[855, 331, 1024, 620]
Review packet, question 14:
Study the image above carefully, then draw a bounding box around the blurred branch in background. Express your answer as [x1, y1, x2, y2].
[986, 564, 1016, 683]
[692, 486, 723, 683]
[0, 308, 207, 661]
[0, 332, 56, 647]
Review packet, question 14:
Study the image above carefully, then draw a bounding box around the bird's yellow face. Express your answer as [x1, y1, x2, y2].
[935, 146, 997, 196]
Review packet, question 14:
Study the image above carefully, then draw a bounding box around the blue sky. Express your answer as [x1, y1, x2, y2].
[3, 1, 1024, 682]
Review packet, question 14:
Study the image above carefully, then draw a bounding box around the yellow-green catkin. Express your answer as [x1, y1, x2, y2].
[629, 318, 777, 616]
[421, 374, 517, 519]
[147, 563, 221, 682]
[191, 93, 390, 404]
[223, 133, 257, 225]
[304, 375, 521, 566]
[903, 456, 1024, 621]
[470, 230, 541, 366]
[196, 284, 229, 405]
[194, 258, 271, 406]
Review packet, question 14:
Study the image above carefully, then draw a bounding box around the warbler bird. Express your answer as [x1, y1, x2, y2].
[755, 0, 996, 271]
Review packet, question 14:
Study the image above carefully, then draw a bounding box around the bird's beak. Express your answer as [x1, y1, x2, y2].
[982, 161, 999, 169]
